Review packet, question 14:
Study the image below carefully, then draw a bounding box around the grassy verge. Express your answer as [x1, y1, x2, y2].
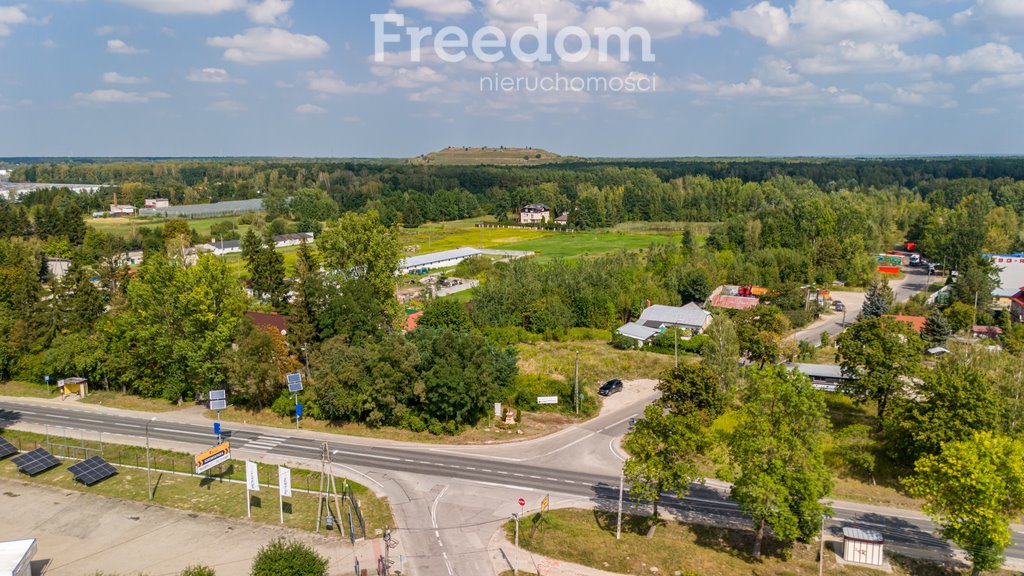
[517, 339, 678, 385]
[79, 390, 191, 413]
[504, 509, 990, 576]
[0, 428, 394, 535]
[212, 405, 576, 445]
[0, 380, 57, 399]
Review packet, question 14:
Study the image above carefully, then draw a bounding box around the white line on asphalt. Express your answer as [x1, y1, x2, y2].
[599, 414, 639, 434]
[48, 414, 69, 419]
[332, 463, 385, 489]
[332, 450, 401, 462]
[17, 410, 37, 415]
[532, 431, 595, 459]
[80, 418, 105, 424]
[431, 485, 449, 529]
[467, 480, 535, 492]
[113, 422, 139, 428]
[608, 437, 626, 461]
[153, 427, 209, 437]
[442, 552, 454, 576]
[427, 447, 522, 462]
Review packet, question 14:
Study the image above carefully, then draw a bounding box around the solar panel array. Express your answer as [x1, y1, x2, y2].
[0, 437, 17, 460]
[11, 448, 61, 476]
[67, 456, 118, 486]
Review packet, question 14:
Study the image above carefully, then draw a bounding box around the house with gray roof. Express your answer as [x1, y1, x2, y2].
[616, 302, 714, 344]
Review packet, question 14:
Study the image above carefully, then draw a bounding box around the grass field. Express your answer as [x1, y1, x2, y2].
[399, 219, 553, 254]
[0, 429, 394, 535]
[0, 380, 56, 399]
[80, 390, 192, 413]
[87, 215, 255, 239]
[417, 147, 562, 165]
[503, 232, 680, 261]
[517, 339, 680, 385]
[505, 509, 986, 576]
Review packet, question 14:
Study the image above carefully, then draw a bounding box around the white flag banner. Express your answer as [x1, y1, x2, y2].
[278, 466, 292, 497]
[246, 461, 260, 492]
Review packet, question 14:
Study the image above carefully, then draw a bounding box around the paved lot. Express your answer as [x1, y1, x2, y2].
[0, 478, 378, 576]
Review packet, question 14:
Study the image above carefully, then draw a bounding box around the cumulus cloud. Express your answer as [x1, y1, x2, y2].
[796, 41, 940, 74]
[946, 43, 1024, 74]
[393, 0, 474, 19]
[107, 39, 147, 55]
[730, 0, 942, 48]
[114, 0, 247, 15]
[73, 89, 169, 104]
[304, 70, 383, 95]
[207, 28, 329, 64]
[102, 72, 149, 85]
[186, 67, 232, 83]
[246, 0, 293, 25]
[583, 0, 708, 40]
[207, 99, 246, 113]
[0, 5, 29, 37]
[296, 103, 327, 114]
[370, 65, 446, 88]
[954, 0, 1024, 35]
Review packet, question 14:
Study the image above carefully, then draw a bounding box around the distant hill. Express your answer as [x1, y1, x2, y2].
[414, 147, 563, 166]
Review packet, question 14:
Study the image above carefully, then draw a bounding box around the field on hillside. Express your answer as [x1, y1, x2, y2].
[399, 219, 553, 254]
[504, 232, 680, 261]
[87, 215, 255, 238]
[416, 147, 562, 165]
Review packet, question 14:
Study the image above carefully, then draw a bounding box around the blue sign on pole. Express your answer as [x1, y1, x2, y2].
[44, 375, 50, 383]
[213, 422, 221, 437]
[295, 404, 303, 417]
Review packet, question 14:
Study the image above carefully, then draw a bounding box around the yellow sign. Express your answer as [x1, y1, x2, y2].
[194, 441, 231, 473]
[541, 494, 550, 514]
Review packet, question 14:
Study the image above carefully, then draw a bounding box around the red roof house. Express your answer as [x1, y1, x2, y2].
[885, 315, 927, 334]
[246, 311, 290, 336]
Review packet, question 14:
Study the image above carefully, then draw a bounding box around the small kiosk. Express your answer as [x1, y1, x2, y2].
[842, 527, 884, 566]
[57, 377, 88, 400]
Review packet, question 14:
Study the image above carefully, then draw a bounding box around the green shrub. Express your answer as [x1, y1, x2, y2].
[482, 326, 542, 347]
[271, 394, 296, 418]
[610, 332, 639, 350]
[180, 566, 216, 576]
[250, 539, 328, 576]
[509, 374, 571, 412]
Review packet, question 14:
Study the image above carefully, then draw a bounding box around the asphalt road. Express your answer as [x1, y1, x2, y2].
[2, 399, 1021, 569]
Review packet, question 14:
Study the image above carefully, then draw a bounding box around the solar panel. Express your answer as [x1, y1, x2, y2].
[0, 437, 17, 459]
[67, 456, 118, 486]
[286, 373, 302, 385]
[209, 399, 227, 411]
[288, 382, 303, 393]
[209, 390, 227, 401]
[11, 448, 60, 476]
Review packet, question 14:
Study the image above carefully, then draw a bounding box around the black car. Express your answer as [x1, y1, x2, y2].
[599, 379, 624, 396]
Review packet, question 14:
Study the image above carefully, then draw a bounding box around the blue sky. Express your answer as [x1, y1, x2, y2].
[1, 0, 1023, 157]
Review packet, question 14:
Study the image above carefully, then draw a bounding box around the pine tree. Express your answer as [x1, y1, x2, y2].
[922, 311, 952, 345]
[860, 278, 894, 319]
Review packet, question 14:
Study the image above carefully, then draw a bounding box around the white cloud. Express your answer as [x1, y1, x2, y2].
[207, 28, 329, 64]
[796, 41, 940, 74]
[684, 72, 870, 107]
[114, 0, 247, 15]
[304, 70, 383, 95]
[246, 0, 293, 25]
[583, 0, 708, 40]
[370, 65, 446, 88]
[187, 67, 232, 83]
[95, 25, 118, 36]
[891, 81, 956, 108]
[41, 39, 58, 49]
[102, 72, 149, 85]
[394, 0, 474, 19]
[73, 89, 170, 104]
[0, 5, 28, 37]
[481, 0, 583, 31]
[107, 39, 147, 55]
[296, 103, 327, 114]
[954, 0, 1024, 35]
[730, 0, 942, 48]
[946, 43, 1024, 74]
[970, 73, 1024, 93]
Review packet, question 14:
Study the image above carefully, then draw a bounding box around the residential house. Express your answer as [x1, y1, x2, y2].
[784, 363, 851, 392]
[554, 212, 569, 226]
[709, 286, 760, 310]
[885, 314, 927, 334]
[273, 232, 315, 248]
[405, 310, 424, 332]
[972, 325, 1004, 340]
[46, 258, 71, 282]
[246, 311, 289, 337]
[1011, 288, 1024, 323]
[197, 240, 242, 256]
[518, 204, 551, 224]
[616, 302, 714, 345]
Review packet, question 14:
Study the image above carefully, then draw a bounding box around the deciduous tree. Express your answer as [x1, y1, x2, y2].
[836, 316, 924, 423]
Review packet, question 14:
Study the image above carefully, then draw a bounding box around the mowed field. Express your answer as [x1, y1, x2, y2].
[503, 232, 679, 261]
[87, 215, 256, 238]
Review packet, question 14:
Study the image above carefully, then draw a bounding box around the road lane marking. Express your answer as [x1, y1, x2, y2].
[431, 485, 449, 529]
[153, 427, 209, 437]
[467, 480, 535, 492]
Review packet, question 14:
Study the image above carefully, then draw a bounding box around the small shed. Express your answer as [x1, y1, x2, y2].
[842, 527, 884, 566]
[58, 377, 88, 399]
[0, 538, 37, 576]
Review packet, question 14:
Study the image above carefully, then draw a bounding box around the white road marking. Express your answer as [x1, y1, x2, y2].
[332, 450, 401, 461]
[467, 480, 535, 492]
[608, 437, 626, 461]
[430, 485, 449, 529]
[153, 427, 209, 437]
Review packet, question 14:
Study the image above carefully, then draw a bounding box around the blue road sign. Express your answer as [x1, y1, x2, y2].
[213, 422, 221, 436]
[44, 375, 50, 383]
[295, 404, 303, 417]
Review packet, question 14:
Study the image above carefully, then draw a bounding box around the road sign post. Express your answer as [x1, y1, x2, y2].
[44, 375, 50, 395]
[209, 390, 227, 437]
[287, 373, 303, 429]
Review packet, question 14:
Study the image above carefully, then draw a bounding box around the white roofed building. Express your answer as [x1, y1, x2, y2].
[398, 247, 483, 275]
[616, 302, 714, 344]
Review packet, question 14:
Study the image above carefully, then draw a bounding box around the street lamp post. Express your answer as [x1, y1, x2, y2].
[145, 417, 157, 500]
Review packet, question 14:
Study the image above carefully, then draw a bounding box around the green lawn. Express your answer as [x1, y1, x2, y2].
[87, 215, 256, 239]
[0, 429, 394, 535]
[399, 221, 552, 254]
[503, 232, 680, 261]
[506, 509, 990, 576]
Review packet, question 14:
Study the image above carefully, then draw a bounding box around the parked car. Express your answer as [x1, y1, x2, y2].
[599, 379, 624, 396]
[833, 301, 846, 312]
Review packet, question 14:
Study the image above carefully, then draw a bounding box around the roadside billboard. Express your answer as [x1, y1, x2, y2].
[194, 442, 231, 474]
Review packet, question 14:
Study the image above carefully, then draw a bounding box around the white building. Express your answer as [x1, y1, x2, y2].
[616, 303, 714, 344]
[518, 203, 551, 224]
[986, 254, 1024, 304]
[109, 204, 136, 216]
[196, 240, 242, 256]
[0, 539, 37, 576]
[46, 258, 72, 282]
[144, 198, 170, 209]
[398, 247, 483, 275]
[273, 232, 315, 248]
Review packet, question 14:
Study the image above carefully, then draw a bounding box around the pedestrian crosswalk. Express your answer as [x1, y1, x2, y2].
[241, 435, 288, 452]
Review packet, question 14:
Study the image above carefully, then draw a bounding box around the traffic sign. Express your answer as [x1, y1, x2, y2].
[518, 497, 526, 507]
[213, 422, 221, 437]
[541, 494, 550, 513]
[295, 403, 303, 417]
[44, 375, 50, 383]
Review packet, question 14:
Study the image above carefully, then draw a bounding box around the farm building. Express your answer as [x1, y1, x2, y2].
[616, 303, 713, 344]
[197, 240, 242, 256]
[785, 363, 851, 392]
[398, 247, 483, 275]
[518, 203, 551, 224]
[273, 232, 315, 248]
[151, 198, 263, 218]
[144, 198, 170, 209]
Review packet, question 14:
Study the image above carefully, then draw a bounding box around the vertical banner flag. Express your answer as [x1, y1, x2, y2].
[278, 466, 292, 497]
[246, 461, 260, 492]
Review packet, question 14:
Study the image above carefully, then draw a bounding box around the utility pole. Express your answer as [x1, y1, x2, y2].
[818, 514, 826, 576]
[616, 467, 625, 540]
[513, 513, 520, 576]
[574, 350, 580, 416]
[145, 417, 157, 501]
[674, 326, 678, 368]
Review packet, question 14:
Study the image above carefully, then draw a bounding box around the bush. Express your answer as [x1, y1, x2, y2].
[610, 332, 639, 350]
[784, 308, 817, 329]
[180, 566, 216, 576]
[481, 326, 542, 347]
[453, 255, 493, 279]
[251, 539, 328, 576]
[509, 374, 570, 412]
[271, 393, 296, 418]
